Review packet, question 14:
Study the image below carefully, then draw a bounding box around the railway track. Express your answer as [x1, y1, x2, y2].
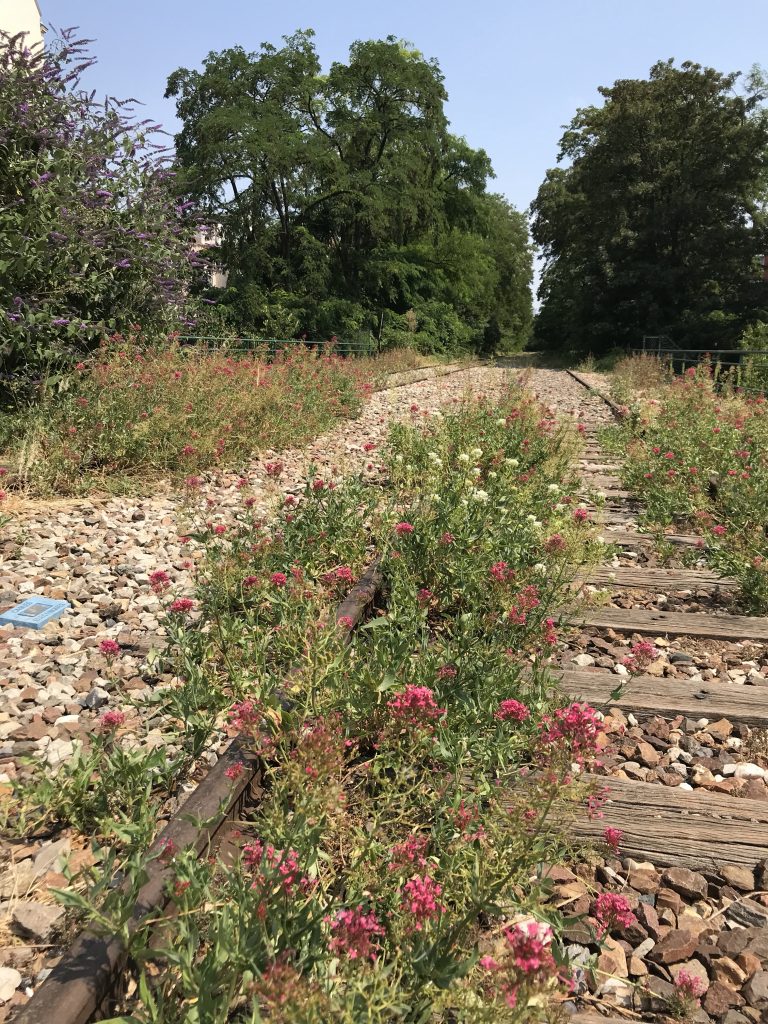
[10, 366, 768, 1023]
[559, 369, 768, 1024]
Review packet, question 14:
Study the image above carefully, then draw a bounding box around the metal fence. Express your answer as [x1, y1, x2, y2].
[631, 340, 768, 397]
[176, 335, 375, 359]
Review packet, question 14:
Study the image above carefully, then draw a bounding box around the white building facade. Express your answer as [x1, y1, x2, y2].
[1, 0, 44, 47]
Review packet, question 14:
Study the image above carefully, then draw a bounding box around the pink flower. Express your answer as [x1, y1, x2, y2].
[213, 524, 227, 535]
[495, 699, 530, 723]
[539, 702, 604, 764]
[148, 569, 171, 593]
[270, 571, 288, 588]
[184, 475, 202, 489]
[388, 834, 429, 871]
[675, 969, 705, 1006]
[545, 533, 566, 553]
[181, 444, 196, 456]
[436, 665, 457, 679]
[416, 588, 433, 605]
[98, 638, 121, 658]
[337, 614, 355, 630]
[265, 460, 284, 478]
[594, 892, 637, 935]
[228, 700, 263, 732]
[504, 920, 554, 975]
[621, 639, 657, 672]
[328, 906, 384, 960]
[603, 826, 623, 854]
[100, 709, 126, 730]
[363, 442, 376, 452]
[490, 561, 511, 582]
[224, 761, 246, 781]
[387, 685, 445, 730]
[402, 874, 444, 928]
[0, 490, 6, 503]
[242, 575, 260, 589]
[169, 598, 194, 614]
[712, 524, 727, 537]
[394, 521, 414, 536]
[440, 531, 455, 545]
[573, 508, 589, 523]
[335, 566, 354, 583]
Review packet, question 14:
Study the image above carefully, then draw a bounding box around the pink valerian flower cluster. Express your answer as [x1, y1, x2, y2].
[490, 561, 514, 583]
[436, 665, 457, 679]
[322, 565, 355, 586]
[495, 699, 530, 723]
[100, 709, 126, 730]
[539, 702, 604, 765]
[328, 906, 385, 961]
[480, 919, 556, 1009]
[587, 785, 610, 820]
[505, 920, 555, 975]
[292, 717, 346, 782]
[224, 761, 246, 781]
[169, 597, 194, 614]
[507, 584, 541, 626]
[270, 571, 288, 588]
[99, 638, 121, 658]
[148, 569, 171, 593]
[416, 588, 433, 606]
[337, 614, 355, 630]
[594, 892, 637, 936]
[388, 834, 429, 871]
[387, 685, 445, 732]
[544, 533, 566, 553]
[621, 639, 658, 672]
[712, 524, 727, 537]
[264, 460, 284, 478]
[394, 521, 414, 536]
[452, 800, 486, 842]
[541, 616, 558, 648]
[227, 700, 275, 756]
[674, 969, 705, 1007]
[401, 874, 445, 929]
[603, 826, 623, 855]
[573, 507, 590, 523]
[243, 840, 310, 897]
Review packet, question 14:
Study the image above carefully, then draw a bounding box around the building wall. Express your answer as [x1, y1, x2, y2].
[1, 0, 43, 48]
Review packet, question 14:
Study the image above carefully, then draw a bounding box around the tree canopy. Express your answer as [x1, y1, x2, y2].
[166, 31, 532, 352]
[531, 60, 768, 353]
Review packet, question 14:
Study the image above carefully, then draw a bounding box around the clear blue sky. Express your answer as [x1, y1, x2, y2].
[54, 0, 768, 215]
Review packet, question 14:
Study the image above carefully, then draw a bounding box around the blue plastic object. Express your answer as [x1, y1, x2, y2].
[0, 597, 71, 629]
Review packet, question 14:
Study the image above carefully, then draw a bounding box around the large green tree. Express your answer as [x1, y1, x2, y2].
[166, 32, 532, 352]
[531, 60, 768, 353]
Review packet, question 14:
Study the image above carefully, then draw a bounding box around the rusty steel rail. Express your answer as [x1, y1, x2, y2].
[15, 561, 383, 1024]
[564, 369, 626, 420]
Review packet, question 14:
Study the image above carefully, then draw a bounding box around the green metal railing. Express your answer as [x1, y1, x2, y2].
[176, 335, 375, 359]
[631, 341, 768, 397]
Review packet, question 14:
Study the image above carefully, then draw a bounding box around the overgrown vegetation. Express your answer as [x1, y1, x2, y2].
[607, 356, 768, 611]
[11, 385, 629, 1022]
[0, 337, 371, 495]
[0, 30, 202, 376]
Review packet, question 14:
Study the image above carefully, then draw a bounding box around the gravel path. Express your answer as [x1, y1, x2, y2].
[0, 367, 513, 782]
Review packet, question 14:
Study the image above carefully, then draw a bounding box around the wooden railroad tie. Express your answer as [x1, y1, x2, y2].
[557, 667, 768, 730]
[573, 775, 768, 870]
